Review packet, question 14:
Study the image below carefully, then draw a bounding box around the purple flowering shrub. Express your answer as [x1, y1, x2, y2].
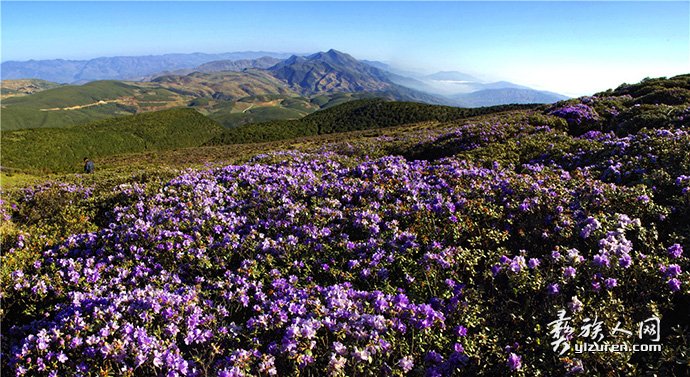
[550, 75, 690, 136]
[10, 182, 94, 234]
[548, 104, 600, 134]
[3, 148, 688, 376]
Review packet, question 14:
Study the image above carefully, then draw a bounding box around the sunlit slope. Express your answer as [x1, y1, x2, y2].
[1, 108, 224, 172]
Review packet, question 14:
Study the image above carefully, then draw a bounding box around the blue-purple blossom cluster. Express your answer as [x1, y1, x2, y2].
[549, 104, 599, 126]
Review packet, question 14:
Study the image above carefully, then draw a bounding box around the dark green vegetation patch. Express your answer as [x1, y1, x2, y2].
[1, 108, 223, 173]
[207, 99, 538, 144]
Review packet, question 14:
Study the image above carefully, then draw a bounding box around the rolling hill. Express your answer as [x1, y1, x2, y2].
[0, 79, 63, 99]
[3, 74, 690, 377]
[0, 81, 188, 130]
[206, 98, 538, 145]
[1, 108, 224, 173]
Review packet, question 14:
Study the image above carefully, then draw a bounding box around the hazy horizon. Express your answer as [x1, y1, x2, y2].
[2, 1, 688, 97]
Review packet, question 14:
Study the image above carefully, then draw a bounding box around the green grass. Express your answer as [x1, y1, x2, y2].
[0, 172, 46, 189]
[1, 103, 138, 131]
[1, 108, 224, 173]
[279, 97, 315, 112]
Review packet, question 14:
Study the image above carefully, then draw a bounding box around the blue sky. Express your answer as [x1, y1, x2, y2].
[1, 1, 688, 96]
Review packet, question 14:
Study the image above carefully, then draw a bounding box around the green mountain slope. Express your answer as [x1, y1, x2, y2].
[2, 80, 139, 108]
[1, 81, 186, 130]
[1, 72, 305, 131]
[206, 99, 538, 145]
[1, 108, 223, 173]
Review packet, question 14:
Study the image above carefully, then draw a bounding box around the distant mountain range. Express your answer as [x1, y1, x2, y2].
[451, 88, 569, 108]
[1, 49, 569, 131]
[0, 52, 295, 83]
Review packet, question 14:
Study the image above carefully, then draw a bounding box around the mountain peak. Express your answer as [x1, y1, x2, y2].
[268, 49, 396, 95]
[305, 49, 357, 65]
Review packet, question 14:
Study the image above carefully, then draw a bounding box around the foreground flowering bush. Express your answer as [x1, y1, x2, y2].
[3, 146, 689, 376]
[2, 75, 690, 376]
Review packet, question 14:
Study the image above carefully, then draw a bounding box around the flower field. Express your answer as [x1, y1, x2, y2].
[2, 75, 689, 376]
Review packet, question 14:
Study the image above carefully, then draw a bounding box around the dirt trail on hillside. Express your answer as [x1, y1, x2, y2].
[39, 97, 147, 111]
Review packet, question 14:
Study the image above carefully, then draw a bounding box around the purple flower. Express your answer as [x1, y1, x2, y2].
[399, 356, 414, 372]
[509, 256, 526, 273]
[563, 266, 577, 279]
[456, 325, 468, 337]
[332, 341, 347, 355]
[668, 244, 683, 259]
[665, 264, 682, 278]
[328, 354, 346, 373]
[668, 278, 682, 292]
[528, 258, 540, 269]
[593, 254, 610, 268]
[425, 350, 444, 364]
[618, 254, 632, 269]
[352, 348, 371, 362]
[547, 283, 560, 295]
[506, 352, 522, 371]
[604, 278, 618, 289]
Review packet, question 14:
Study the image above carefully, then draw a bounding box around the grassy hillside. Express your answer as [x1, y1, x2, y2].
[2, 80, 139, 108]
[152, 70, 297, 98]
[1, 81, 186, 130]
[0, 74, 375, 131]
[207, 99, 538, 144]
[0, 79, 63, 99]
[205, 96, 317, 128]
[1, 108, 223, 173]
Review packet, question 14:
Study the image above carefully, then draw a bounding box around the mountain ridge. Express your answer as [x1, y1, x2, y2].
[268, 49, 449, 104]
[1, 52, 296, 83]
